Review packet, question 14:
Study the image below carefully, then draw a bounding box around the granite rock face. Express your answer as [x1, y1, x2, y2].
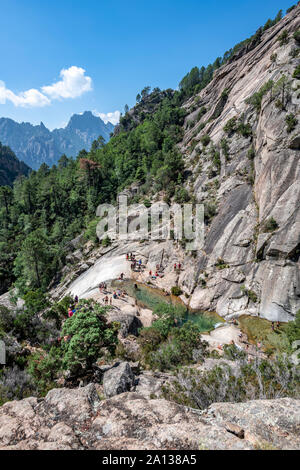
[0, 384, 299, 450]
[51, 7, 300, 323]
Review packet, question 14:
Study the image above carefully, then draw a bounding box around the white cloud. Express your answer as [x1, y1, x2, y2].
[0, 66, 92, 108]
[93, 110, 120, 125]
[0, 80, 50, 107]
[42, 66, 92, 100]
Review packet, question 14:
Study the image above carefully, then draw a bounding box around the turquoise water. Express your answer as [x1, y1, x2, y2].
[112, 279, 221, 333]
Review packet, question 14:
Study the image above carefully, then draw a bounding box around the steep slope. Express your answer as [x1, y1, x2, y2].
[59, 6, 300, 323]
[0, 142, 30, 186]
[0, 111, 114, 170]
[177, 7, 300, 321]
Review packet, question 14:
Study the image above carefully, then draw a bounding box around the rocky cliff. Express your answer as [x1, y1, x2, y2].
[54, 6, 300, 324]
[180, 7, 300, 321]
[0, 111, 114, 170]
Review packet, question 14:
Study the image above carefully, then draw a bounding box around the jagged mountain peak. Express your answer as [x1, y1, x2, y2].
[0, 111, 115, 170]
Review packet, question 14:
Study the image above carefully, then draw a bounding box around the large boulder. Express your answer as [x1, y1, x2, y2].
[103, 362, 135, 398]
[107, 312, 142, 337]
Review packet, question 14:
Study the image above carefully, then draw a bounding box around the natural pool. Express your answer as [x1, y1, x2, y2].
[112, 279, 224, 333]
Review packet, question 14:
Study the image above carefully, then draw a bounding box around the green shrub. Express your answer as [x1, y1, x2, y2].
[290, 48, 300, 58]
[285, 113, 298, 133]
[286, 5, 296, 14]
[146, 321, 208, 371]
[220, 138, 230, 160]
[270, 53, 277, 63]
[238, 122, 252, 138]
[174, 187, 190, 203]
[223, 344, 247, 361]
[261, 217, 279, 233]
[143, 198, 151, 208]
[293, 64, 300, 79]
[285, 310, 300, 346]
[204, 200, 217, 224]
[162, 356, 300, 409]
[27, 347, 63, 396]
[293, 29, 300, 43]
[215, 258, 229, 270]
[61, 300, 118, 373]
[101, 235, 111, 247]
[200, 134, 210, 147]
[212, 150, 221, 172]
[224, 117, 237, 135]
[197, 107, 207, 121]
[171, 286, 183, 296]
[246, 80, 274, 112]
[247, 146, 255, 159]
[241, 285, 258, 303]
[0, 306, 14, 333]
[84, 218, 99, 243]
[278, 30, 289, 46]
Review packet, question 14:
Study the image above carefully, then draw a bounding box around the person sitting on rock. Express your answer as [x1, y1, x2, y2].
[174, 263, 177, 270]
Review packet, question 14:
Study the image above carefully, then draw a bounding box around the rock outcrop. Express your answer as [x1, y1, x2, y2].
[103, 362, 135, 398]
[0, 384, 299, 450]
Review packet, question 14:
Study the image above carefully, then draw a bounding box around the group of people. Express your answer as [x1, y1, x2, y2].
[102, 285, 127, 306]
[68, 295, 79, 318]
[148, 261, 183, 280]
[174, 262, 183, 271]
[126, 253, 144, 272]
[271, 321, 281, 331]
[98, 282, 107, 293]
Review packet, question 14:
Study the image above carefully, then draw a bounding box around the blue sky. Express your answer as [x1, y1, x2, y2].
[0, 0, 295, 129]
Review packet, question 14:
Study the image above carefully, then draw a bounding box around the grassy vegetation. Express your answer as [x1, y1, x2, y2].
[261, 217, 279, 233]
[285, 113, 298, 133]
[162, 354, 299, 409]
[238, 315, 290, 354]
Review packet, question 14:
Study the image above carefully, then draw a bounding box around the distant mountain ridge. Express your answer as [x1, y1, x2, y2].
[0, 142, 30, 186]
[0, 111, 114, 170]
